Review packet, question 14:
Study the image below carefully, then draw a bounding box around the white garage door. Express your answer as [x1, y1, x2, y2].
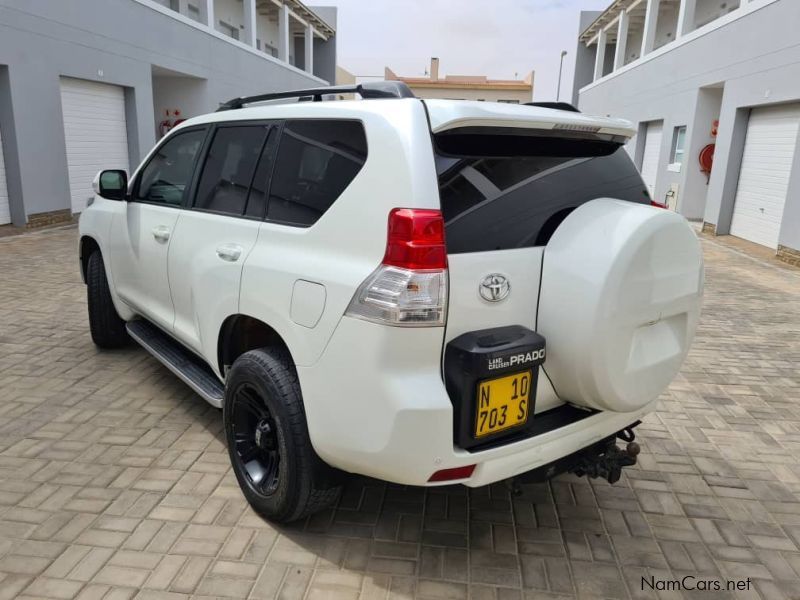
[640, 121, 663, 197]
[0, 126, 10, 225]
[60, 77, 130, 214]
[730, 103, 800, 249]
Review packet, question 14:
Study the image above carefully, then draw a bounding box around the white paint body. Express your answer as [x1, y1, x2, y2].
[79, 98, 703, 486]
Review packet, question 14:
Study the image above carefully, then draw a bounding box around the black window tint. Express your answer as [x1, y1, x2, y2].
[137, 129, 206, 205]
[245, 128, 278, 219]
[194, 125, 269, 216]
[267, 120, 367, 226]
[436, 139, 649, 254]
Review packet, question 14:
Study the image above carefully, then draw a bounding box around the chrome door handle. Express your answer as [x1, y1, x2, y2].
[152, 226, 171, 243]
[216, 243, 243, 262]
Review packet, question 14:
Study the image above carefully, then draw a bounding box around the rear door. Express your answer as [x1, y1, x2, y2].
[429, 113, 648, 413]
[168, 122, 278, 369]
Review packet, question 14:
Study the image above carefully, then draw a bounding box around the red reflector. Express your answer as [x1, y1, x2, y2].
[428, 464, 476, 482]
[383, 208, 447, 270]
[650, 200, 668, 209]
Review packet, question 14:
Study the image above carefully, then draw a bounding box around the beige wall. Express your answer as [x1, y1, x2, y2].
[336, 66, 356, 86]
[406, 86, 531, 103]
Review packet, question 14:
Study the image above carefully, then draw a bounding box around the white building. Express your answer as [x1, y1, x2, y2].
[572, 0, 800, 266]
[0, 0, 336, 229]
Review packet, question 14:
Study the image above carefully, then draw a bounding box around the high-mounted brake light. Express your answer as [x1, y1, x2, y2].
[345, 208, 448, 327]
[383, 208, 447, 270]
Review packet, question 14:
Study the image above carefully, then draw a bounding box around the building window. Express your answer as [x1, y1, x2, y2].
[497, 99, 520, 104]
[218, 20, 240, 40]
[670, 126, 686, 167]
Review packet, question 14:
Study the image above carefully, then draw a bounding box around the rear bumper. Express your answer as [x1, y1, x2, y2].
[298, 316, 656, 487]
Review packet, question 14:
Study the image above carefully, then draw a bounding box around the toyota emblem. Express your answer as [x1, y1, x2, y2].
[479, 274, 510, 302]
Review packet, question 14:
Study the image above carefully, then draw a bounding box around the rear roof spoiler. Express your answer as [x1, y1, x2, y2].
[525, 101, 580, 113]
[217, 81, 416, 111]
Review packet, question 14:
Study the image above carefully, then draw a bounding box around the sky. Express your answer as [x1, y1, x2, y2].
[316, 0, 611, 103]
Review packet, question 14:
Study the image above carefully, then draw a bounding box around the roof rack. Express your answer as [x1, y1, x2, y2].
[525, 101, 580, 113]
[217, 81, 416, 111]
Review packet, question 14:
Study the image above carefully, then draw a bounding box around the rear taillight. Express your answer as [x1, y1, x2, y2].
[650, 199, 668, 209]
[383, 208, 447, 270]
[345, 208, 448, 327]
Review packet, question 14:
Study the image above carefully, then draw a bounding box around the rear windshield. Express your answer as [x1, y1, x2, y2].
[435, 129, 649, 253]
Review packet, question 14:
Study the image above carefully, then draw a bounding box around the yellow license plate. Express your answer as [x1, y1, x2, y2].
[475, 370, 532, 438]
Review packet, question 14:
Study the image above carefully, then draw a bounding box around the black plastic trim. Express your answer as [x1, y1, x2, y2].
[525, 101, 580, 112]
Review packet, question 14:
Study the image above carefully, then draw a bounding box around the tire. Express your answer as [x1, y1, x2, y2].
[223, 347, 341, 523]
[86, 251, 129, 349]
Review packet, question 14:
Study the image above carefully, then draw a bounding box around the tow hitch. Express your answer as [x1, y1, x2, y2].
[507, 423, 641, 494]
[571, 436, 640, 484]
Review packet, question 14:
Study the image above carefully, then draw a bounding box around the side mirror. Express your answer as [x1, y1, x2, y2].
[92, 169, 128, 201]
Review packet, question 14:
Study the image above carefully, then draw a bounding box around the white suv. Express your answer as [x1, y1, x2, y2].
[79, 82, 703, 522]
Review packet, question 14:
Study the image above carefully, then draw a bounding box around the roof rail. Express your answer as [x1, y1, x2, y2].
[217, 81, 416, 111]
[525, 101, 580, 113]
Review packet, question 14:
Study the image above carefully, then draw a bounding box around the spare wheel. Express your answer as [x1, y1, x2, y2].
[536, 198, 703, 413]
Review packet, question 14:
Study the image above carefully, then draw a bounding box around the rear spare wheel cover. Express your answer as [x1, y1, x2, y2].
[537, 198, 703, 413]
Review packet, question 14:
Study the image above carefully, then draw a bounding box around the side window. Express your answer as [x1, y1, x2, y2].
[136, 129, 206, 206]
[194, 125, 269, 216]
[267, 120, 367, 226]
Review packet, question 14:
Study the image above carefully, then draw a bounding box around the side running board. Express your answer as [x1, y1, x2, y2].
[126, 320, 224, 408]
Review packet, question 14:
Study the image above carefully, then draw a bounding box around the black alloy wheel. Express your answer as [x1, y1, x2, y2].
[230, 383, 281, 496]
[223, 347, 342, 522]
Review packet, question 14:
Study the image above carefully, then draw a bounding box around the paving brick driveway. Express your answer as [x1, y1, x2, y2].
[1, 227, 799, 600]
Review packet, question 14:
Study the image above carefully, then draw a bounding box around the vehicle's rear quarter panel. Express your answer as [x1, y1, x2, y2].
[237, 99, 440, 368]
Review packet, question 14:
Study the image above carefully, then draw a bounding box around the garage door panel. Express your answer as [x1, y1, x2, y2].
[0, 126, 9, 225]
[60, 77, 130, 214]
[730, 103, 800, 249]
[640, 121, 662, 197]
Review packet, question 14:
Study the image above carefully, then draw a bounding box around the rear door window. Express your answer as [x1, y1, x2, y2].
[193, 125, 270, 217]
[267, 120, 367, 226]
[435, 131, 649, 253]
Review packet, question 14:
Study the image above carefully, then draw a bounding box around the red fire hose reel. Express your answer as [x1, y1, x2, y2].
[699, 143, 715, 183]
[159, 109, 185, 138]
